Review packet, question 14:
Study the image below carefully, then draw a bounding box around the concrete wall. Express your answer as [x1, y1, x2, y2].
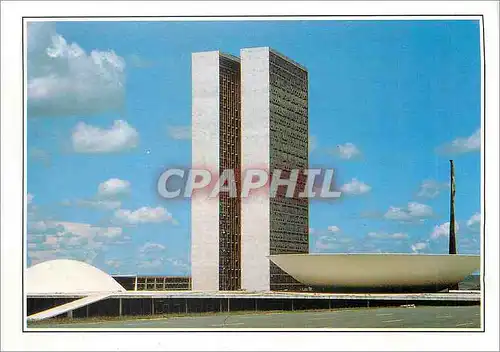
[240, 47, 271, 292]
[191, 51, 220, 291]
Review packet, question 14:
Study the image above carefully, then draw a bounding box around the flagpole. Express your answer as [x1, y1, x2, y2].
[449, 159, 457, 255]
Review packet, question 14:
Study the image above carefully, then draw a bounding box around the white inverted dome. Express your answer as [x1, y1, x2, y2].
[269, 253, 480, 290]
[26, 259, 126, 295]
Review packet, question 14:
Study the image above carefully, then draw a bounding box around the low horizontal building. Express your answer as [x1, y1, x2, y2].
[25, 256, 480, 322]
[112, 275, 191, 291]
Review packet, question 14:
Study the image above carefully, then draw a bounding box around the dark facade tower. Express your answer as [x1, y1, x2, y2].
[268, 49, 309, 290]
[241, 47, 309, 291]
[218, 54, 242, 290]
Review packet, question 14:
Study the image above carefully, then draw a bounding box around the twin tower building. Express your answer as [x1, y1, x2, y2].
[191, 47, 309, 292]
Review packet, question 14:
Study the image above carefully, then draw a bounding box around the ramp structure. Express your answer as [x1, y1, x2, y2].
[27, 293, 112, 321]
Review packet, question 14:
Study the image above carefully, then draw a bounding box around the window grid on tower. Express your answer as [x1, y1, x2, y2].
[268, 50, 309, 291]
[218, 55, 241, 291]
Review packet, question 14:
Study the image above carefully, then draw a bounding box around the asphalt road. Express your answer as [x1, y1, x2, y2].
[31, 305, 481, 329]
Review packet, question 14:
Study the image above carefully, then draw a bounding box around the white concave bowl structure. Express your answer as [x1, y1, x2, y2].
[269, 253, 480, 292]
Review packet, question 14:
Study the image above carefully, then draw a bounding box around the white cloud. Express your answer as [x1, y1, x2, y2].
[27, 193, 34, 205]
[28, 220, 50, 233]
[431, 221, 459, 239]
[27, 220, 121, 241]
[437, 129, 481, 154]
[72, 120, 139, 153]
[27, 220, 123, 265]
[332, 142, 361, 160]
[340, 178, 371, 195]
[105, 259, 122, 269]
[367, 232, 408, 240]
[384, 207, 412, 221]
[139, 242, 166, 253]
[167, 126, 191, 140]
[98, 178, 131, 198]
[74, 199, 122, 210]
[312, 231, 353, 253]
[384, 202, 433, 222]
[417, 179, 448, 198]
[56, 221, 122, 239]
[327, 225, 341, 233]
[407, 202, 433, 217]
[167, 258, 189, 270]
[63, 178, 130, 211]
[115, 206, 175, 224]
[138, 259, 161, 268]
[27, 22, 126, 117]
[309, 228, 315, 235]
[411, 242, 428, 253]
[467, 212, 481, 232]
[137, 242, 170, 270]
[390, 233, 409, 239]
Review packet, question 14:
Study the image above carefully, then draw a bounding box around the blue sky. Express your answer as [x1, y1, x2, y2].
[26, 20, 481, 275]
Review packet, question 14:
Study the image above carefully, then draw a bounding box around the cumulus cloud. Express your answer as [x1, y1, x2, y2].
[73, 199, 122, 210]
[137, 242, 172, 270]
[411, 242, 428, 253]
[167, 126, 191, 140]
[340, 178, 371, 195]
[431, 221, 459, 239]
[139, 242, 166, 253]
[384, 202, 433, 222]
[417, 179, 449, 198]
[57, 221, 122, 239]
[311, 227, 354, 253]
[27, 22, 126, 117]
[384, 207, 410, 221]
[466, 212, 481, 232]
[407, 202, 434, 217]
[27, 220, 123, 265]
[63, 178, 130, 211]
[105, 259, 122, 269]
[331, 142, 361, 160]
[437, 129, 481, 155]
[114, 206, 176, 225]
[28, 220, 121, 241]
[98, 178, 131, 198]
[367, 232, 408, 240]
[327, 225, 341, 233]
[458, 237, 480, 255]
[313, 234, 352, 252]
[138, 259, 166, 269]
[72, 120, 139, 153]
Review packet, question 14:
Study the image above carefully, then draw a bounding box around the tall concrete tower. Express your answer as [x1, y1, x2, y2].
[191, 51, 241, 291]
[240, 47, 309, 292]
[191, 47, 308, 292]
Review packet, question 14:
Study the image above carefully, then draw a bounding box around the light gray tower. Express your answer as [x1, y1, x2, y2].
[191, 51, 241, 291]
[241, 47, 309, 292]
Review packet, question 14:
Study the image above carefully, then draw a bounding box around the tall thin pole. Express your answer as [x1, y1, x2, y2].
[449, 160, 457, 255]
